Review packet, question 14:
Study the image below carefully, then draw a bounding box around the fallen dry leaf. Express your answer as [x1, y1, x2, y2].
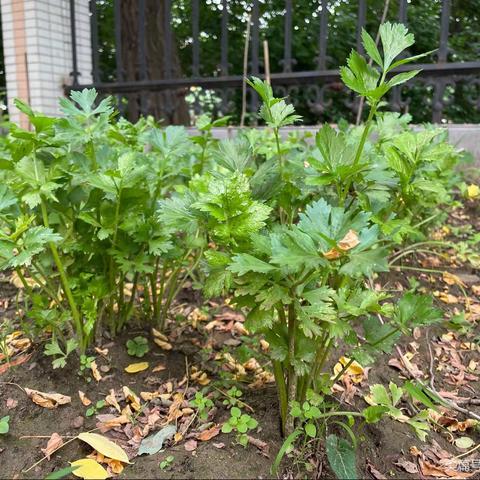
[72, 416, 84, 429]
[79, 390, 92, 406]
[333, 356, 365, 384]
[247, 436, 269, 457]
[153, 338, 173, 350]
[197, 425, 220, 442]
[0, 353, 32, 374]
[443, 271, 467, 288]
[104, 389, 121, 413]
[25, 388, 71, 409]
[124, 362, 149, 374]
[184, 439, 197, 451]
[41, 432, 63, 460]
[122, 386, 141, 412]
[152, 364, 166, 373]
[90, 361, 102, 382]
[394, 458, 419, 474]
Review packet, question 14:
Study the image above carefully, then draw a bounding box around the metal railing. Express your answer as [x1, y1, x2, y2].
[66, 0, 480, 124]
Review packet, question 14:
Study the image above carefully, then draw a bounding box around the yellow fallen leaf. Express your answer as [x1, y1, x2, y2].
[71, 458, 110, 480]
[25, 388, 71, 409]
[467, 184, 479, 199]
[78, 391, 92, 406]
[338, 229, 360, 251]
[77, 432, 130, 464]
[332, 356, 364, 384]
[260, 339, 269, 351]
[122, 386, 141, 411]
[124, 362, 149, 373]
[88, 452, 124, 475]
[153, 338, 173, 350]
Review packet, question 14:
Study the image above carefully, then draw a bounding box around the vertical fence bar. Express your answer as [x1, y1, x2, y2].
[138, 0, 147, 115]
[283, 0, 292, 72]
[356, 0, 367, 54]
[220, 0, 229, 75]
[89, 0, 100, 83]
[113, 0, 124, 114]
[192, 0, 200, 76]
[250, 0, 260, 116]
[114, 0, 123, 82]
[438, 0, 450, 63]
[69, 0, 79, 86]
[317, 0, 328, 70]
[432, 0, 451, 122]
[398, 0, 408, 25]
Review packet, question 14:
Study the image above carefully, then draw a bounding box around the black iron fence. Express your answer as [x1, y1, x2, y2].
[67, 0, 480, 125]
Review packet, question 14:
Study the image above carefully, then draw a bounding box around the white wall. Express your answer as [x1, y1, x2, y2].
[1, 0, 92, 125]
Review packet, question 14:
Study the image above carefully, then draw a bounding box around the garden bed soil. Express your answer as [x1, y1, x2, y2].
[1, 202, 479, 479]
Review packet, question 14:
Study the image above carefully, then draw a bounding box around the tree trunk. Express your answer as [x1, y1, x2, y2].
[120, 0, 190, 124]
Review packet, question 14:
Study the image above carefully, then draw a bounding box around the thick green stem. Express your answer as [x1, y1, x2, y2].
[40, 200, 84, 351]
[272, 360, 288, 436]
[285, 302, 297, 436]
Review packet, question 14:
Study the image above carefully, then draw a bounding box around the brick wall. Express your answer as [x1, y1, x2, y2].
[0, 0, 92, 125]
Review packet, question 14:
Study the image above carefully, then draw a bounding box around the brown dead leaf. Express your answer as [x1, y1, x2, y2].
[323, 247, 341, 260]
[197, 425, 220, 442]
[94, 347, 109, 357]
[90, 360, 102, 382]
[247, 436, 269, 457]
[78, 390, 92, 406]
[243, 357, 261, 371]
[0, 353, 32, 374]
[394, 458, 418, 474]
[167, 393, 184, 423]
[443, 271, 467, 288]
[25, 388, 71, 409]
[105, 389, 121, 413]
[213, 442, 225, 449]
[260, 339, 269, 351]
[436, 291, 459, 304]
[190, 367, 210, 385]
[367, 461, 387, 479]
[184, 439, 197, 452]
[410, 446, 422, 457]
[41, 432, 63, 460]
[338, 229, 360, 251]
[152, 363, 166, 373]
[419, 458, 473, 478]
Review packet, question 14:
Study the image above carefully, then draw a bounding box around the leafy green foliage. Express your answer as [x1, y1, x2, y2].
[44, 338, 78, 369]
[126, 336, 149, 358]
[86, 400, 106, 417]
[0, 415, 10, 434]
[325, 434, 357, 480]
[221, 407, 258, 447]
[190, 392, 214, 421]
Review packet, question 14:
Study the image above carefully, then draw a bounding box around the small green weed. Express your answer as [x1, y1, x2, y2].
[160, 455, 175, 470]
[221, 407, 258, 447]
[126, 336, 149, 358]
[86, 399, 106, 417]
[0, 415, 10, 434]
